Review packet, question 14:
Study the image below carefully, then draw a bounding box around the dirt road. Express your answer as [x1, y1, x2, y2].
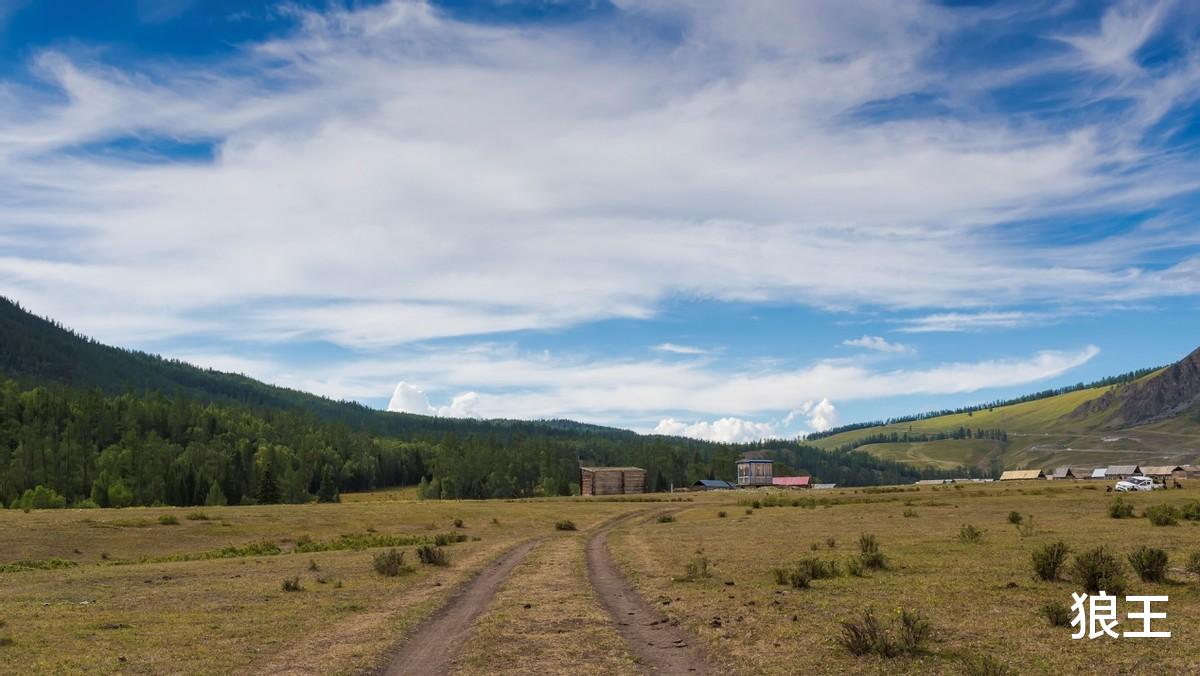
[378, 539, 539, 676]
[585, 519, 711, 675]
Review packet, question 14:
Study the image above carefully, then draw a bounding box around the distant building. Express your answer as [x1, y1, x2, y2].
[772, 476, 811, 489]
[692, 479, 736, 490]
[735, 459, 773, 487]
[1141, 466, 1185, 482]
[1105, 465, 1141, 480]
[812, 483, 837, 490]
[1090, 468, 1108, 480]
[999, 469, 1046, 481]
[916, 479, 950, 486]
[1049, 466, 1077, 480]
[580, 467, 646, 496]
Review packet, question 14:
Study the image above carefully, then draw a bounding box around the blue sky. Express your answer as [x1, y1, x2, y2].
[2, 0, 1199, 441]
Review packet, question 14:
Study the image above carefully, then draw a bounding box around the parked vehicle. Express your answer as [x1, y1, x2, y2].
[1114, 476, 1159, 492]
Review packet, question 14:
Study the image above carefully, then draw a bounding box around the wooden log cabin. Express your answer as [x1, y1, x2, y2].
[580, 466, 647, 495]
[736, 458, 773, 487]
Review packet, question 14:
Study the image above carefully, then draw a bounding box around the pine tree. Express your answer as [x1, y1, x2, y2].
[255, 469, 281, 505]
[317, 465, 339, 503]
[205, 479, 228, 506]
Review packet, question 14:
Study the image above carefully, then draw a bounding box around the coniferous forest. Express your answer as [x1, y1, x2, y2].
[0, 297, 955, 507]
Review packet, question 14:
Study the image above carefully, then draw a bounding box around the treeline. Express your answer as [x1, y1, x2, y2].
[829, 428, 1007, 454]
[805, 366, 1162, 441]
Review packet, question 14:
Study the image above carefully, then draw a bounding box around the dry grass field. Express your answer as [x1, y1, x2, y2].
[1, 483, 1198, 674]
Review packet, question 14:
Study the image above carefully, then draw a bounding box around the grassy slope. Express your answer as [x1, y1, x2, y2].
[810, 371, 1200, 470]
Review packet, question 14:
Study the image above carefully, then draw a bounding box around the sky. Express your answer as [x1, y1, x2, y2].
[2, 0, 1200, 442]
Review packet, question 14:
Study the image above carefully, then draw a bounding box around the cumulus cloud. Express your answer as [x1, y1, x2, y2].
[653, 417, 778, 443]
[0, 1, 1198, 349]
[801, 398, 840, 432]
[386, 381, 479, 418]
[841, 335, 913, 354]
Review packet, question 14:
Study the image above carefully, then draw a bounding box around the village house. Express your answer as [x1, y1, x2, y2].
[692, 479, 736, 491]
[735, 458, 774, 487]
[1105, 464, 1141, 480]
[771, 476, 811, 489]
[999, 469, 1045, 481]
[579, 466, 646, 496]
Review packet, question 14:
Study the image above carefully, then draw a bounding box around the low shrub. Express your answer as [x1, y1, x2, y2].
[1187, 551, 1200, 576]
[1071, 547, 1127, 595]
[961, 655, 1013, 676]
[308, 559, 319, 572]
[0, 637, 13, 647]
[795, 557, 840, 580]
[846, 557, 866, 577]
[684, 548, 711, 581]
[555, 520, 577, 531]
[1007, 511, 1023, 525]
[185, 511, 210, 521]
[1041, 602, 1071, 627]
[417, 544, 449, 566]
[657, 514, 676, 523]
[1181, 501, 1200, 521]
[1144, 504, 1179, 526]
[1127, 546, 1168, 583]
[902, 507, 917, 518]
[1108, 497, 1134, 519]
[858, 533, 887, 569]
[12, 485, 67, 512]
[433, 532, 469, 547]
[717, 511, 727, 518]
[1031, 540, 1069, 581]
[372, 549, 410, 577]
[837, 607, 930, 658]
[958, 524, 984, 544]
[826, 537, 836, 549]
[281, 576, 303, 592]
[157, 514, 180, 526]
[751, 500, 762, 510]
[452, 518, 464, 529]
[745, 509, 753, 515]
[1017, 516, 1036, 537]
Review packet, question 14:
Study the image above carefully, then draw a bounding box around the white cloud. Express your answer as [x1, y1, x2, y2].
[386, 381, 480, 418]
[0, 1, 1197, 349]
[841, 335, 913, 353]
[653, 342, 709, 355]
[653, 417, 778, 443]
[802, 398, 840, 432]
[897, 311, 1046, 333]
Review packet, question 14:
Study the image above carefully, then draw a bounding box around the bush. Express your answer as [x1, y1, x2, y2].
[846, 557, 866, 577]
[308, 559, 319, 572]
[1127, 546, 1169, 583]
[902, 507, 917, 518]
[1108, 497, 1134, 519]
[453, 518, 464, 529]
[157, 514, 179, 526]
[826, 537, 836, 549]
[717, 511, 727, 518]
[1007, 511, 1023, 525]
[1017, 515, 1036, 537]
[417, 545, 449, 566]
[71, 499, 100, 509]
[657, 514, 676, 523]
[1071, 547, 1127, 595]
[372, 549, 410, 577]
[1181, 501, 1200, 521]
[961, 655, 1013, 676]
[1041, 602, 1071, 627]
[858, 533, 887, 569]
[837, 607, 930, 658]
[751, 500, 762, 509]
[554, 520, 577, 531]
[838, 609, 890, 656]
[1186, 551, 1200, 576]
[958, 524, 984, 544]
[281, 576, 303, 592]
[895, 609, 930, 655]
[684, 548, 711, 581]
[1144, 503, 1179, 526]
[1031, 540, 1069, 581]
[795, 557, 840, 580]
[433, 532, 469, 546]
[12, 485, 67, 512]
[186, 511, 210, 521]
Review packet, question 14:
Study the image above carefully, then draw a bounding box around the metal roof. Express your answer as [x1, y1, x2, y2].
[1105, 465, 1140, 475]
[1140, 465, 1184, 476]
[999, 469, 1045, 480]
[693, 479, 736, 488]
[772, 476, 811, 486]
[579, 466, 646, 472]
[1090, 468, 1107, 478]
[736, 459, 774, 464]
[1051, 466, 1075, 478]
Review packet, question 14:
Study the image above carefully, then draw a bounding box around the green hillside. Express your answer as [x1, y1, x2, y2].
[810, 365, 1200, 471]
[0, 297, 957, 507]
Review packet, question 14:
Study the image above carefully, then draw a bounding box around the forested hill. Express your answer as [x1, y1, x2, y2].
[0, 296, 957, 508]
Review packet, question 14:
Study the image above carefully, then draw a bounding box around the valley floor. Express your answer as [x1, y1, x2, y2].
[1, 482, 1197, 674]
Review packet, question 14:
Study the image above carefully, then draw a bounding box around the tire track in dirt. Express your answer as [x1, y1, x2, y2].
[377, 539, 539, 676]
[586, 513, 711, 675]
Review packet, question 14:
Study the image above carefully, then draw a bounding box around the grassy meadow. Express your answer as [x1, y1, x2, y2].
[1, 482, 1198, 674]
